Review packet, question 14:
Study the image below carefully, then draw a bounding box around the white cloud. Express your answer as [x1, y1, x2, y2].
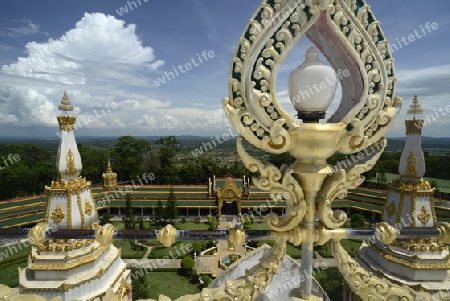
[0, 13, 165, 132]
[0, 19, 41, 38]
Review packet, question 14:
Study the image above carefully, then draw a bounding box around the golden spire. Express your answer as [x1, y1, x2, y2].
[406, 95, 423, 119]
[106, 158, 113, 173]
[58, 88, 73, 112]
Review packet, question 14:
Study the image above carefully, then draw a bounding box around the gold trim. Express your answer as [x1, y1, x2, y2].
[22, 248, 123, 293]
[51, 205, 65, 223]
[65, 149, 77, 176]
[85, 199, 93, 216]
[77, 191, 85, 229]
[29, 244, 110, 270]
[405, 119, 424, 135]
[56, 116, 77, 132]
[405, 152, 417, 177]
[417, 206, 431, 225]
[369, 243, 450, 270]
[396, 190, 405, 225]
[386, 202, 396, 218]
[67, 191, 72, 229]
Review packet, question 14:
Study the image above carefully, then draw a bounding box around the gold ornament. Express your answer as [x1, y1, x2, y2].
[50, 205, 65, 223]
[417, 206, 431, 225]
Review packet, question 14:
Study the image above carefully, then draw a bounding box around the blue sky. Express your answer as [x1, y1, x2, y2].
[0, 0, 449, 138]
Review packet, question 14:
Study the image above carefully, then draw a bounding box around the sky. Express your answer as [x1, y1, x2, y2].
[0, 0, 449, 138]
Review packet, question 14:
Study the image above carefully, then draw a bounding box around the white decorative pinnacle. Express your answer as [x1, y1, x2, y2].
[407, 95, 423, 118]
[58, 89, 73, 112]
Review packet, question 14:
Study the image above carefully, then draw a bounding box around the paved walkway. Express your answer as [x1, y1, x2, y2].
[123, 219, 338, 274]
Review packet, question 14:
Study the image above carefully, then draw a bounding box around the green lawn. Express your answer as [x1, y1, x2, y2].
[317, 239, 363, 258]
[173, 221, 209, 230]
[253, 240, 303, 259]
[247, 222, 269, 230]
[109, 220, 209, 230]
[0, 244, 32, 261]
[0, 261, 28, 288]
[0, 243, 31, 288]
[145, 272, 201, 300]
[149, 241, 208, 259]
[113, 240, 147, 259]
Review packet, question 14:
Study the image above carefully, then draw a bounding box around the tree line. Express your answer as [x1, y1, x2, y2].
[1, 136, 449, 201]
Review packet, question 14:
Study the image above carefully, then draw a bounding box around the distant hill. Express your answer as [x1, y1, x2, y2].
[386, 137, 450, 151]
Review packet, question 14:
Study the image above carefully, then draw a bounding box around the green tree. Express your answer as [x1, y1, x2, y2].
[122, 194, 136, 230]
[165, 187, 178, 223]
[138, 216, 145, 230]
[155, 136, 181, 184]
[351, 214, 366, 229]
[208, 218, 217, 230]
[78, 144, 108, 184]
[180, 256, 195, 276]
[192, 242, 202, 254]
[375, 172, 387, 189]
[155, 200, 165, 225]
[99, 210, 111, 226]
[113, 136, 150, 181]
[131, 268, 150, 299]
[314, 267, 345, 301]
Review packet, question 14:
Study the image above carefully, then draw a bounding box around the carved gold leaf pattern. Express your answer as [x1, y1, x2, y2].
[56, 116, 76, 132]
[387, 202, 396, 217]
[50, 205, 65, 223]
[405, 120, 424, 135]
[22, 250, 123, 293]
[85, 199, 93, 215]
[405, 152, 417, 177]
[29, 244, 109, 270]
[66, 149, 77, 175]
[417, 206, 431, 225]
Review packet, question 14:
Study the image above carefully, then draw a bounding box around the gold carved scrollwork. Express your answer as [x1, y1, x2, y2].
[317, 138, 386, 229]
[56, 116, 76, 132]
[417, 206, 431, 225]
[237, 137, 306, 232]
[200, 238, 287, 301]
[85, 199, 93, 216]
[66, 149, 77, 175]
[332, 239, 431, 301]
[50, 205, 65, 223]
[405, 152, 417, 177]
[405, 119, 424, 135]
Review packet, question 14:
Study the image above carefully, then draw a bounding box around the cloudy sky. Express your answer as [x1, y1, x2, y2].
[0, 0, 449, 138]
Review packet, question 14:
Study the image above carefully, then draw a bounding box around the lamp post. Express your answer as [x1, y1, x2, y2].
[222, 0, 402, 300]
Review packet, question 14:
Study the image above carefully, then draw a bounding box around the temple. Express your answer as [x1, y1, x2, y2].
[348, 96, 450, 300]
[16, 91, 132, 301]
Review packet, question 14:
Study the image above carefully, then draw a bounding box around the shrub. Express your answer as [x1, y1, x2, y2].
[249, 214, 255, 224]
[191, 272, 200, 284]
[194, 216, 201, 223]
[181, 217, 186, 223]
[180, 256, 195, 270]
[202, 275, 213, 287]
[192, 242, 202, 253]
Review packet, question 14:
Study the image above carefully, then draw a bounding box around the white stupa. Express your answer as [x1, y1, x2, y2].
[349, 96, 450, 300]
[17, 90, 132, 301]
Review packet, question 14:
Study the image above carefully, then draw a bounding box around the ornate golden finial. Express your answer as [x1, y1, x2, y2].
[406, 95, 423, 119]
[58, 89, 73, 112]
[106, 158, 113, 173]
